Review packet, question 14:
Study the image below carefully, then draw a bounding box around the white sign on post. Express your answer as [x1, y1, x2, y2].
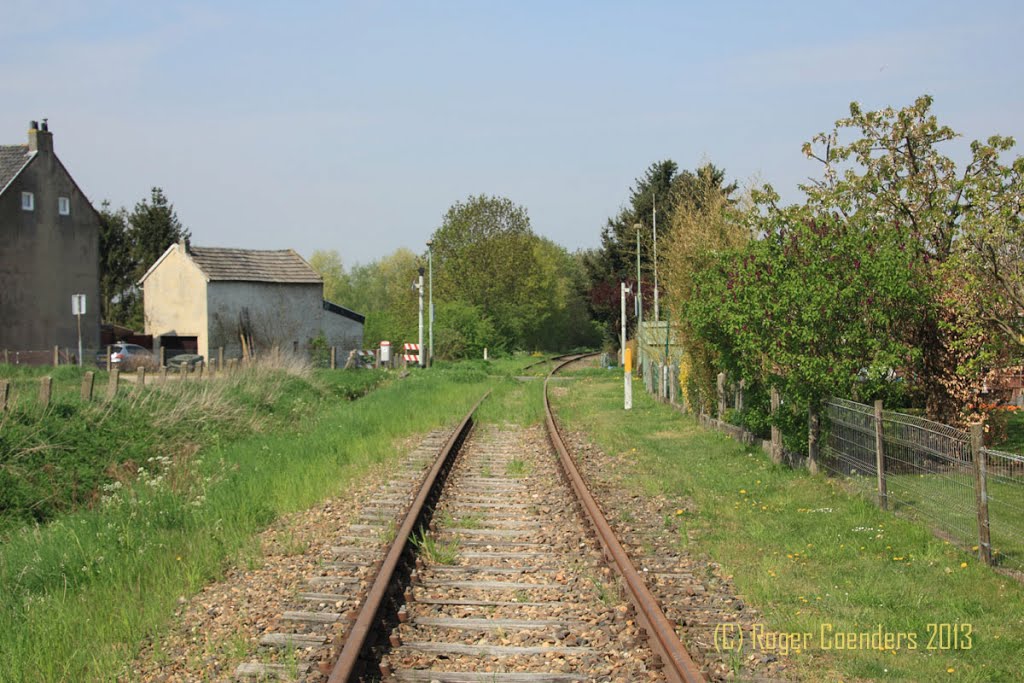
[72, 294, 86, 367]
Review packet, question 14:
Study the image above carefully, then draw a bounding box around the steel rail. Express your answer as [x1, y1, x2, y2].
[544, 354, 706, 683]
[520, 351, 583, 373]
[327, 391, 490, 683]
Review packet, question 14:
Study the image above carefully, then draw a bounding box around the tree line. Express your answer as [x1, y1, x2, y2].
[99, 187, 190, 330]
[592, 95, 1024, 435]
[310, 194, 602, 359]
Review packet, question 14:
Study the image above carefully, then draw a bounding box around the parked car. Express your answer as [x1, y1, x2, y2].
[166, 353, 204, 372]
[101, 342, 154, 369]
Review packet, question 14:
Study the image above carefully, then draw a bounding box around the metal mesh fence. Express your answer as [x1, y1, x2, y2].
[980, 447, 1024, 568]
[824, 398, 1024, 570]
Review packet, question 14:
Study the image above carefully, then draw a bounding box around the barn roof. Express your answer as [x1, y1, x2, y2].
[139, 244, 324, 285]
[187, 247, 323, 284]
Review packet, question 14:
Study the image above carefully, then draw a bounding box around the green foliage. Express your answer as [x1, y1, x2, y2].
[345, 248, 421, 347]
[0, 364, 488, 681]
[587, 161, 738, 343]
[97, 187, 190, 329]
[434, 301, 496, 360]
[97, 203, 135, 325]
[307, 249, 351, 305]
[429, 195, 598, 355]
[799, 95, 1024, 421]
[667, 95, 1024, 428]
[688, 210, 924, 419]
[431, 194, 537, 350]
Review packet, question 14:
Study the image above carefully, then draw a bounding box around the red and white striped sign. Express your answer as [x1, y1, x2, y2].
[403, 343, 420, 362]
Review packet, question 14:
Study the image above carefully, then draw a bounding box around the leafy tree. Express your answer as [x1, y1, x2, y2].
[345, 248, 421, 347]
[800, 95, 1024, 421]
[308, 249, 351, 304]
[429, 195, 538, 350]
[689, 206, 924, 410]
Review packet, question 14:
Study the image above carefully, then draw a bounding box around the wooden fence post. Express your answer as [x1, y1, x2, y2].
[770, 386, 783, 464]
[0, 379, 9, 411]
[106, 345, 112, 371]
[218, 347, 224, 372]
[808, 404, 820, 475]
[52, 345, 59, 367]
[135, 367, 146, 392]
[39, 376, 52, 406]
[736, 379, 745, 412]
[971, 424, 993, 565]
[330, 346, 337, 370]
[160, 367, 168, 384]
[81, 371, 95, 402]
[106, 369, 119, 402]
[160, 346, 166, 367]
[874, 399, 888, 510]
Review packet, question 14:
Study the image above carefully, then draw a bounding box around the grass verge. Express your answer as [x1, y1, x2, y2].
[0, 364, 491, 682]
[551, 368, 1024, 682]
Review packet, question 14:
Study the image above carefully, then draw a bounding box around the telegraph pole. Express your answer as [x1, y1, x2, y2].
[653, 194, 659, 322]
[417, 267, 425, 368]
[427, 240, 434, 367]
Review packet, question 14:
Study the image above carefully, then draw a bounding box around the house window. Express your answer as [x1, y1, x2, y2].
[21, 192, 34, 211]
[58, 197, 70, 215]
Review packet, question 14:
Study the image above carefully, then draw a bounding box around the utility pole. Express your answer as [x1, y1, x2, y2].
[416, 267, 425, 368]
[653, 194, 659, 322]
[427, 240, 434, 368]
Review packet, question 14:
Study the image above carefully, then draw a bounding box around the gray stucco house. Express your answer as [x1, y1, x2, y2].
[0, 121, 101, 356]
[139, 243, 364, 361]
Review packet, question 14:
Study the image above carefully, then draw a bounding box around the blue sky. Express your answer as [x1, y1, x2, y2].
[3, 1, 1021, 266]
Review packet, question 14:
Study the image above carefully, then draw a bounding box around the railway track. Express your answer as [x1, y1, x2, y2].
[235, 354, 706, 682]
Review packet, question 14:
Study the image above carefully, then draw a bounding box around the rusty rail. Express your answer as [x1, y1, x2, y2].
[544, 353, 706, 683]
[327, 391, 489, 682]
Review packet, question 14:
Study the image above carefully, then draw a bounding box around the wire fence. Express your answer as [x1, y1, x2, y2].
[823, 397, 1024, 571]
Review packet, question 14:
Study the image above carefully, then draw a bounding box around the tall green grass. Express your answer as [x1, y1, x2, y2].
[551, 370, 1024, 682]
[0, 365, 492, 682]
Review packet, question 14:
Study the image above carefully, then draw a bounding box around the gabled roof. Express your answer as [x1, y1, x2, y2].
[139, 243, 324, 285]
[188, 247, 323, 283]
[0, 144, 33, 195]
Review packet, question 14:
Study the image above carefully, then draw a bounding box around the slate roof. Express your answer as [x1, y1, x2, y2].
[0, 144, 32, 193]
[187, 247, 323, 284]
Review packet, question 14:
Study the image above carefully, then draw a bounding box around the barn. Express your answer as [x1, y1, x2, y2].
[140, 242, 363, 362]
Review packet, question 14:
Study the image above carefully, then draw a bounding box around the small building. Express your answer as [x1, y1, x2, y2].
[0, 120, 100, 358]
[140, 243, 364, 362]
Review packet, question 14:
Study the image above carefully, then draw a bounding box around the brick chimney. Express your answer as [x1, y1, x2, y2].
[27, 118, 53, 154]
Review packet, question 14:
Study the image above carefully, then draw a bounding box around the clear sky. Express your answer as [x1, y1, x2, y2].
[3, 1, 1021, 266]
